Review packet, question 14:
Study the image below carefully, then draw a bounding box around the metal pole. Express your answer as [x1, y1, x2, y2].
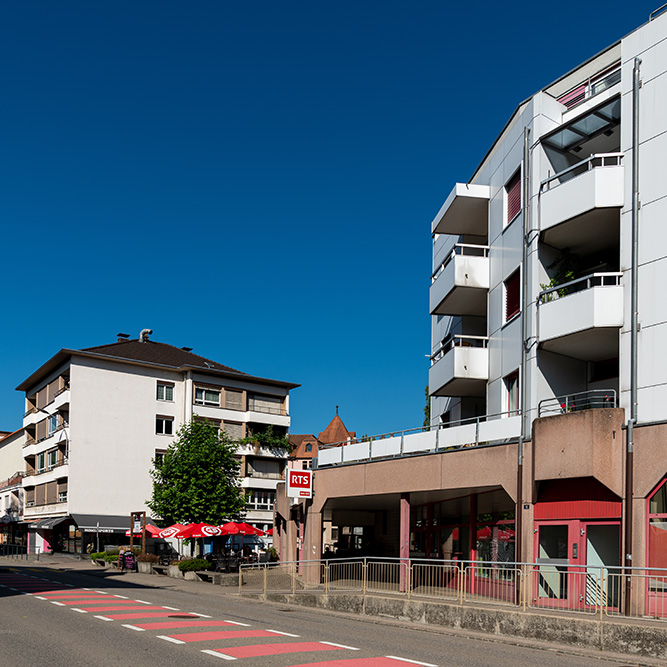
[625, 57, 641, 617]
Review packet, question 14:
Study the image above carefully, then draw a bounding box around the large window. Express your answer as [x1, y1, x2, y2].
[36, 452, 46, 474]
[157, 382, 174, 401]
[248, 394, 283, 415]
[246, 489, 276, 510]
[47, 414, 58, 436]
[194, 386, 221, 407]
[47, 449, 58, 470]
[506, 170, 521, 224]
[504, 269, 521, 322]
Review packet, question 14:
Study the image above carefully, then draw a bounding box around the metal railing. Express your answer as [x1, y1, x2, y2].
[538, 389, 617, 417]
[431, 244, 489, 282]
[248, 402, 288, 416]
[430, 334, 489, 365]
[538, 272, 622, 304]
[0, 544, 40, 560]
[540, 153, 623, 193]
[556, 65, 621, 109]
[240, 557, 667, 622]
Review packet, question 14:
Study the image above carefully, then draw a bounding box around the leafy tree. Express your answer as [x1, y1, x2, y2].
[423, 385, 431, 428]
[148, 418, 246, 525]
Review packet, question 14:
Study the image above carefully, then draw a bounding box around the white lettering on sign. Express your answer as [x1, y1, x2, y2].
[286, 469, 313, 499]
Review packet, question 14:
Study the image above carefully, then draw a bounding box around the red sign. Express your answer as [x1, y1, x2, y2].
[286, 469, 313, 499]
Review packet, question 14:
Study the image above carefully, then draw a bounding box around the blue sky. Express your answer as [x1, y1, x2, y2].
[0, 1, 658, 437]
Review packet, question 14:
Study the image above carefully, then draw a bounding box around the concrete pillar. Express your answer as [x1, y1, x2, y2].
[399, 493, 410, 592]
[303, 506, 323, 586]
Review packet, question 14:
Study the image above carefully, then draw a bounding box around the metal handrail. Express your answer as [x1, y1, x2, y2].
[556, 64, 621, 109]
[538, 271, 622, 304]
[430, 334, 489, 363]
[650, 3, 667, 20]
[538, 389, 617, 417]
[540, 152, 623, 193]
[431, 243, 489, 282]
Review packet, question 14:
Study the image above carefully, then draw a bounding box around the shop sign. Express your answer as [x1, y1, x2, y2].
[286, 469, 313, 499]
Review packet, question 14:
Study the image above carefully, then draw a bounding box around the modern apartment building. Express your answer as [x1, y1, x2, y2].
[0, 428, 25, 546]
[17, 330, 298, 553]
[276, 10, 667, 615]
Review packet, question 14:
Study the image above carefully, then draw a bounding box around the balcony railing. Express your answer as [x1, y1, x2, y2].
[247, 404, 288, 416]
[317, 410, 521, 468]
[431, 243, 489, 282]
[556, 65, 621, 109]
[430, 335, 488, 365]
[540, 153, 623, 194]
[538, 272, 622, 304]
[538, 389, 617, 418]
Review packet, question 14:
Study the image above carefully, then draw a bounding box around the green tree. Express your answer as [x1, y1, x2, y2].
[148, 418, 246, 525]
[423, 385, 431, 428]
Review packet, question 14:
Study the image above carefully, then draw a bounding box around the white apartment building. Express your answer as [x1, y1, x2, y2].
[17, 329, 298, 554]
[277, 10, 667, 617]
[0, 428, 25, 546]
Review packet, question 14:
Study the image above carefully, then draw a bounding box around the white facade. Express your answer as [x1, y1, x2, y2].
[429, 12, 667, 434]
[17, 333, 297, 549]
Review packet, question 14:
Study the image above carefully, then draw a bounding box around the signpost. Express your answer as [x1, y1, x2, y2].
[129, 511, 146, 555]
[286, 469, 313, 499]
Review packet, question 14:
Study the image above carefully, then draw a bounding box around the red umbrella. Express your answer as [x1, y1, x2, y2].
[157, 523, 187, 539]
[220, 521, 256, 535]
[266, 528, 273, 536]
[175, 523, 225, 539]
[240, 522, 265, 536]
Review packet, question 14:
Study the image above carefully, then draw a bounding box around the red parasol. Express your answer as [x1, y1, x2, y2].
[157, 523, 187, 539]
[174, 523, 226, 539]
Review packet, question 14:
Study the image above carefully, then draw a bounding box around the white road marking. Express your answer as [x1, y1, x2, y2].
[157, 635, 185, 644]
[122, 624, 145, 631]
[94, 616, 113, 621]
[223, 620, 250, 626]
[9, 588, 17, 591]
[51, 601, 65, 606]
[134, 599, 152, 605]
[188, 612, 211, 618]
[201, 650, 236, 660]
[40, 578, 50, 581]
[266, 630, 299, 637]
[35, 596, 47, 600]
[162, 606, 179, 610]
[320, 642, 359, 650]
[387, 657, 438, 667]
[72, 609, 87, 614]
[114, 595, 129, 599]
[95, 591, 109, 595]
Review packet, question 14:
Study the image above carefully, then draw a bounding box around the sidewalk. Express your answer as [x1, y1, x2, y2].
[4, 553, 667, 663]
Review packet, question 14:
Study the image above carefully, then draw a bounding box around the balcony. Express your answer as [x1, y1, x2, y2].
[540, 153, 623, 245]
[538, 273, 622, 360]
[429, 335, 489, 397]
[430, 244, 489, 316]
[431, 183, 489, 237]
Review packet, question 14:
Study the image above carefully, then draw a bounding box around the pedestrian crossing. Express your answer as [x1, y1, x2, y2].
[0, 569, 437, 667]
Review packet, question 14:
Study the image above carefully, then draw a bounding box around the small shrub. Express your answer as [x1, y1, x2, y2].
[177, 558, 212, 572]
[137, 553, 159, 563]
[90, 551, 105, 561]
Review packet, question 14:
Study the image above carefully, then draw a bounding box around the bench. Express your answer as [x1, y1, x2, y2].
[152, 564, 168, 575]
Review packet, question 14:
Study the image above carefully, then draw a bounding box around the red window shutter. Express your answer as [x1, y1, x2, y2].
[505, 270, 520, 320]
[506, 171, 521, 222]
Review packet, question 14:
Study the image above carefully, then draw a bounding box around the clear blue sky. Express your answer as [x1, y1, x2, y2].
[0, 1, 657, 437]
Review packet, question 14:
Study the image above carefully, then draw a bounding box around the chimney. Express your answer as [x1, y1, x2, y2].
[117, 333, 130, 343]
[139, 329, 152, 343]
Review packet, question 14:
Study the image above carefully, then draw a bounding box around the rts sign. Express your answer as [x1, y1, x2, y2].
[286, 469, 313, 499]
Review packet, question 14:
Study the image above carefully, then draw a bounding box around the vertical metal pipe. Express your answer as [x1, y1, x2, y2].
[625, 56, 641, 616]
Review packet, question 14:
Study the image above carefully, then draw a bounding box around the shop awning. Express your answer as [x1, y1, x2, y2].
[28, 516, 70, 531]
[70, 513, 133, 534]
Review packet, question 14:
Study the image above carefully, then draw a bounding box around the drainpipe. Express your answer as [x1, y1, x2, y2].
[625, 57, 641, 614]
[516, 126, 531, 565]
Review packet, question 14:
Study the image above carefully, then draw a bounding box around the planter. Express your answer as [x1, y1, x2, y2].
[137, 561, 153, 574]
[167, 564, 184, 578]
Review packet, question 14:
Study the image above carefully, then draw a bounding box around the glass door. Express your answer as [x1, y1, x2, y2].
[535, 523, 574, 606]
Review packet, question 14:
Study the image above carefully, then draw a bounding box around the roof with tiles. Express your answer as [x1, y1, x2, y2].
[318, 414, 355, 445]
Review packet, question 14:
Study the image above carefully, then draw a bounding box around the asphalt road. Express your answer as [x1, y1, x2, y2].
[0, 562, 658, 667]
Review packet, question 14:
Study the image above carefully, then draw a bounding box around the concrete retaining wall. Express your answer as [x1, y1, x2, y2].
[257, 592, 667, 660]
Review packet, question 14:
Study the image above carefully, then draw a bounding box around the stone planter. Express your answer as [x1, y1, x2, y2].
[168, 564, 184, 578]
[137, 561, 153, 574]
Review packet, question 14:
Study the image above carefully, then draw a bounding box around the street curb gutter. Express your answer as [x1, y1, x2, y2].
[256, 592, 667, 661]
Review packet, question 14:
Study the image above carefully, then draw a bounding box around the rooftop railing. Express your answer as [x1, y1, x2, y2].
[556, 64, 621, 109]
[538, 272, 622, 304]
[540, 153, 623, 193]
[538, 389, 617, 418]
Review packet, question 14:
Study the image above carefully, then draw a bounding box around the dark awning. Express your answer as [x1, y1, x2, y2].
[28, 516, 70, 531]
[70, 513, 132, 534]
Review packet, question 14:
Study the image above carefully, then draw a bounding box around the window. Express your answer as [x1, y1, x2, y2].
[154, 449, 167, 465]
[504, 269, 520, 321]
[504, 371, 520, 416]
[47, 414, 58, 436]
[248, 394, 283, 415]
[194, 386, 221, 407]
[58, 491, 68, 503]
[302, 460, 312, 470]
[305, 443, 313, 453]
[247, 489, 276, 510]
[156, 416, 174, 435]
[157, 382, 174, 401]
[223, 421, 243, 440]
[506, 170, 521, 224]
[224, 389, 243, 411]
[47, 450, 57, 470]
[36, 452, 46, 474]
